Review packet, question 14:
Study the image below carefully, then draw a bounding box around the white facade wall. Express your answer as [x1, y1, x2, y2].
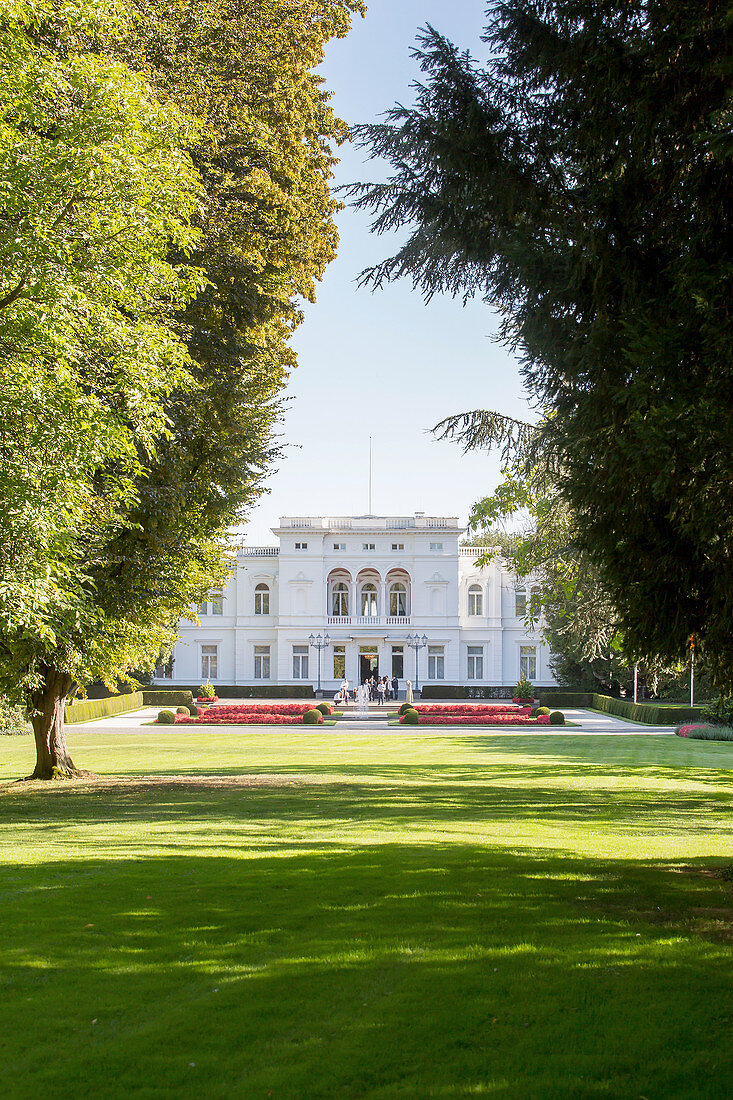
[156, 514, 557, 691]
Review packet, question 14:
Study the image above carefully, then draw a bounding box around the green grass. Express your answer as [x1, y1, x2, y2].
[0, 729, 732, 1099]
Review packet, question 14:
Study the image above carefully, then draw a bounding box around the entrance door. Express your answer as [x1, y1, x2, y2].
[359, 653, 378, 682]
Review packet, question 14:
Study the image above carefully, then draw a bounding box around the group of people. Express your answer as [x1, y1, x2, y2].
[336, 675, 414, 707]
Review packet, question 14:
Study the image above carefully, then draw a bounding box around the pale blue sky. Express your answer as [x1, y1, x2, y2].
[242, 1, 534, 545]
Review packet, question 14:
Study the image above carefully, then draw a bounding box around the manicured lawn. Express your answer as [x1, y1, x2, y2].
[0, 729, 731, 1098]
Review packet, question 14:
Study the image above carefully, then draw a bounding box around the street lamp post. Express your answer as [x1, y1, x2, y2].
[406, 633, 428, 695]
[308, 632, 330, 697]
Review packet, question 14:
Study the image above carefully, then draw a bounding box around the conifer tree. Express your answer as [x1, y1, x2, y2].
[350, 1, 733, 688]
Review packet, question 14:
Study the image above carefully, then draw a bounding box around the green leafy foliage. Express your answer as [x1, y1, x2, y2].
[402, 708, 419, 725]
[303, 709, 323, 725]
[701, 696, 733, 727]
[157, 710, 175, 724]
[549, 712, 565, 726]
[0, 697, 30, 736]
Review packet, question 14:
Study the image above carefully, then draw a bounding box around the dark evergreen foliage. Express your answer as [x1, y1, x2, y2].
[349, 1, 733, 687]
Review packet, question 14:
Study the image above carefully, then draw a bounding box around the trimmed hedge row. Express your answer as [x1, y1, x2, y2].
[65, 692, 144, 724]
[154, 684, 315, 699]
[142, 690, 194, 707]
[538, 692, 593, 708]
[420, 686, 515, 700]
[591, 694, 704, 725]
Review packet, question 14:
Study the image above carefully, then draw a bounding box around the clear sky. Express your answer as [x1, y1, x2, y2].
[242, 1, 534, 545]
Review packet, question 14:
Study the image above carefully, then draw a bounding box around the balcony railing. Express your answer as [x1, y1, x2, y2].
[327, 615, 412, 627]
[238, 546, 279, 556]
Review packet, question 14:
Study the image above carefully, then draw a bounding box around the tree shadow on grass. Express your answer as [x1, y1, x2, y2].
[0, 774, 731, 838]
[0, 837, 731, 1100]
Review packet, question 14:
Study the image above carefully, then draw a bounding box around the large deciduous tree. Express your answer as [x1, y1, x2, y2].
[0, 0, 363, 777]
[349, 2, 733, 688]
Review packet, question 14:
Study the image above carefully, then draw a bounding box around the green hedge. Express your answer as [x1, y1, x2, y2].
[155, 685, 315, 699]
[65, 692, 144, 724]
[420, 686, 515, 700]
[142, 690, 194, 707]
[538, 693, 593, 708]
[591, 694, 704, 725]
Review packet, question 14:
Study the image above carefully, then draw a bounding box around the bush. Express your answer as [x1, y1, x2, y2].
[537, 707, 551, 716]
[538, 692, 593, 708]
[187, 704, 199, 717]
[0, 697, 31, 736]
[142, 690, 193, 707]
[65, 692, 144, 724]
[198, 681, 216, 700]
[157, 710, 175, 725]
[176, 706, 190, 715]
[591, 694, 703, 725]
[303, 708, 323, 725]
[549, 711, 565, 725]
[401, 708, 419, 725]
[515, 678, 535, 700]
[315, 702, 332, 716]
[677, 723, 733, 741]
[399, 702, 415, 715]
[701, 695, 733, 726]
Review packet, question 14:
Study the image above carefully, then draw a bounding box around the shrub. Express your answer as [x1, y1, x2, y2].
[401, 708, 419, 725]
[142, 690, 193, 707]
[515, 678, 535, 700]
[549, 711, 565, 725]
[303, 709, 323, 725]
[315, 702, 332, 716]
[187, 704, 199, 717]
[157, 710, 175, 725]
[65, 692, 144, 724]
[198, 681, 216, 700]
[0, 697, 30, 736]
[537, 707, 551, 716]
[399, 702, 415, 715]
[701, 695, 733, 726]
[176, 706, 190, 715]
[677, 723, 733, 741]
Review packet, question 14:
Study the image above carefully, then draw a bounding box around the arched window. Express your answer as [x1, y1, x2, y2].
[361, 583, 378, 616]
[515, 586, 527, 616]
[332, 581, 349, 616]
[254, 583, 269, 615]
[389, 582, 407, 616]
[468, 584, 483, 616]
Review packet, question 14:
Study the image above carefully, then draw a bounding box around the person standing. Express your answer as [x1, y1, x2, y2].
[377, 678, 386, 705]
[340, 677, 350, 704]
[391, 674, 398, 700]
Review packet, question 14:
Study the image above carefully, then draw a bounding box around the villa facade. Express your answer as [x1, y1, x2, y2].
[154, 514, 558, 693]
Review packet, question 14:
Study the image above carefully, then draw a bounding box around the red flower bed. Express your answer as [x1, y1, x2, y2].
[196, 696, 219, 704]
[412, 704, 529, 716]
[176, 711, 322, 725]
[205, 702, 317, 716]
[512, 697, 535, 706]
[399, 713, 551, 726]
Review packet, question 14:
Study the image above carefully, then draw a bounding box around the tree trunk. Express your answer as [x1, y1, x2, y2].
[29, 667, 78, 780]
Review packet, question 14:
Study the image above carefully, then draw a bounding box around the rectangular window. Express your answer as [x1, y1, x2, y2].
[391, 646, 404, 679]
[333, 644, 346, 680]
[295, 542, 307, 550]
[428, 645, 445, 680]
[362, 542, 375, 551]
[520, 645, 537, 680]
[467, 645, 483, 680]
[155, 658, 173, 679]
[254, 645, 270, 680]
[333, 543, 346, 551]
[292, 645, 309, 679]
[430, 542, 443, 552]
[197, 600, 208, 616]
[201, 644, 218, 680]
[391, 543, 404, 551]
[515, 589, 527, 616]
[210, 591, 224, 615]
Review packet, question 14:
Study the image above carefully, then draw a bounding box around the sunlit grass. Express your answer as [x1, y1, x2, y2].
[0, 729, 731, 1098]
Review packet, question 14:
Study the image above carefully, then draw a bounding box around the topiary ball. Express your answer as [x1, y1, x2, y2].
[549, 711, 565, 725]
[158, 709, 175, 725]
[187, 704, 199, 717]
[401, 708, 419, 725]
[399, 702, 414, 715]
[176, 705, 190, 715]
[537, 707, 551, 716]
[303, 709, 323, 725]
[316, 702, 331, 716]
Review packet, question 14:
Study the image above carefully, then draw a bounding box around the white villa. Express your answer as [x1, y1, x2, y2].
[154, 513, 557, 693]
